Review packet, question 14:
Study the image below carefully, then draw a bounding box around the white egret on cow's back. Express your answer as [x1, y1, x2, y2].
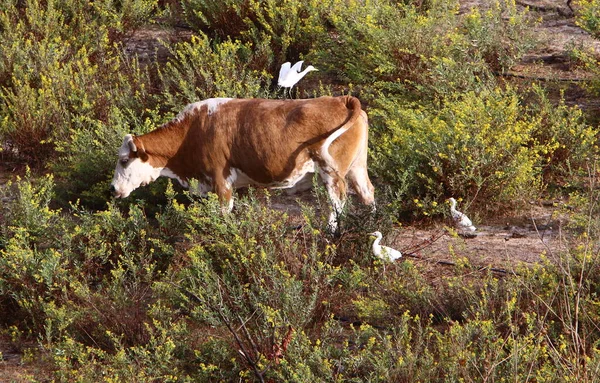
[368, 231, 402, 261]
[448, 197, 476, 232]
[278, 60, 317, 98]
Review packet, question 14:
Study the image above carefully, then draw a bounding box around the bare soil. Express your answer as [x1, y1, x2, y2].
[268, 190, 564, 268]
[0, 0, 596, 379]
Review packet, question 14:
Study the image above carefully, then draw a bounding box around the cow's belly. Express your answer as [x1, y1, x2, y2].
[229, 159, 316, 191]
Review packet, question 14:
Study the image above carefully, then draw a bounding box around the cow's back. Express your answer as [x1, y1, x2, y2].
[205, 97, 360, 182]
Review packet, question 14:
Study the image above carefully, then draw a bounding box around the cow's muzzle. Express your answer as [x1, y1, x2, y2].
[109, 184, 119, 197]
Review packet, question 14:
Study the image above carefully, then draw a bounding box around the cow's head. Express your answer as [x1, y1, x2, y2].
[110, 134, 161, 198]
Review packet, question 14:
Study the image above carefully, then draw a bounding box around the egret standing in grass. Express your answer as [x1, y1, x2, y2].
[368, 231, 402, 261]
[277, 60, 317, 98]
[448, 197, 476, 232]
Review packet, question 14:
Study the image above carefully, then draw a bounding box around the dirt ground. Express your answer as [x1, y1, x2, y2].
[269, 188, 564, 267]
[0, 0, 596, 380]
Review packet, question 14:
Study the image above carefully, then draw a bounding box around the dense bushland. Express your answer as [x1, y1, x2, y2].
[1, 0, 594, 207]
[2, 0, 600, 381]
[2, 169, 600, 381]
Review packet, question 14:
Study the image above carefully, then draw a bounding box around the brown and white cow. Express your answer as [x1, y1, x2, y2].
[110, 96, 375, 230]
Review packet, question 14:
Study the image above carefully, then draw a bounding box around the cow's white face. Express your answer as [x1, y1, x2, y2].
[110, 135, 162, 198]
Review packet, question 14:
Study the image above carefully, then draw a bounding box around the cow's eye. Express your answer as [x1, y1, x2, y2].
[120, 158, 129, 165]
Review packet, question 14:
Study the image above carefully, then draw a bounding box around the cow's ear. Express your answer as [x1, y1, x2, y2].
[125, 134, 137, 153]
[134, 139, 149, 162]
[138, 148, 149, 162]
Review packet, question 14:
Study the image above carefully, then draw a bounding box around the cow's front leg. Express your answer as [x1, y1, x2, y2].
[214, 174, 234, 214]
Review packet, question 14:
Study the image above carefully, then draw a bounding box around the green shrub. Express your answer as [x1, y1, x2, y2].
[310, 0, 536, 100]
[51, 103, 167, 210]
[0, 0, 164, 209]
[1, 174, 173, 339]
[575, 0, 600, 38]
[1, 170, 60, 243]
[312, 0, 452, 89]
[526, 85, 599, 187]
[368, 83, 598, 216]
[159, 33, 272, 109]
[460, 0, 537, 72]
[3, 170, 600, 381]
[369, 87, 543, 213]
[179, 0, 328, 65]
[572, 1, 600, 98]
[0, 172, 71, 328]
[0, 0, 157, 165]
[49, 303, 189, 382]
[153, 190, 336, 380]
[0, 0, 163, 211]
[179, 0, 247, 38]
[91, 0, 160, 34]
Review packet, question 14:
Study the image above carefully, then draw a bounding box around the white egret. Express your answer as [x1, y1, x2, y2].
[448, 197, 476, 232]
[277, 60, 317, 98]
[368, 231, 402, 261]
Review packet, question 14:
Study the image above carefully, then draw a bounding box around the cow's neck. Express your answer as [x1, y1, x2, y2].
[138, 116, 193, 168]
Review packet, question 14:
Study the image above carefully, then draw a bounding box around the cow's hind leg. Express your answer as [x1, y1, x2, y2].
[317, 165, 347, 233]
[345, 115, 375, 211]
[347, 164, 375, 209]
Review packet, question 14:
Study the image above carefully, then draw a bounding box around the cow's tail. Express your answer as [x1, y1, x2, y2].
[319, 96, 362, 172]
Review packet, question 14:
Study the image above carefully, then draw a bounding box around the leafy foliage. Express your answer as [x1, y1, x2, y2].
[0, 0, 156, 163]
[371, 88, 542, 212]
[572, 0, 600, 98]
[310, 0, 536, 99]
[159, 33, 272, 109]
[2, 168, 600, 381]
[2, 0, 600, 380]
[179, 0, 328, 65]
[575, 0, 600, 37]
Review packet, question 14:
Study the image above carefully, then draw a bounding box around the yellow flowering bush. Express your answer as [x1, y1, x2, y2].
[575, 0, 600, 37]
[0, 0, 161, 209]
[310, 0, 536, 99]
[572, 1, 600, 97]
[0, 0, 156, 163]
[160, 33, 272, 109]
[2, 164, 600, 381]
[179, 0, 329, 76]
[369, 86, 597, 212]
[2, 0, 600, 380]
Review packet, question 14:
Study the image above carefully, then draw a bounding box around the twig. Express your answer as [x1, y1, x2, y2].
[237, 314, 262, 363]
[494, 70, 588, 83]
[401, 228, 447, 255]
[171, 280, 267, 383]
[219, 310, 265, 383]
[403, 251, 519, 276]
